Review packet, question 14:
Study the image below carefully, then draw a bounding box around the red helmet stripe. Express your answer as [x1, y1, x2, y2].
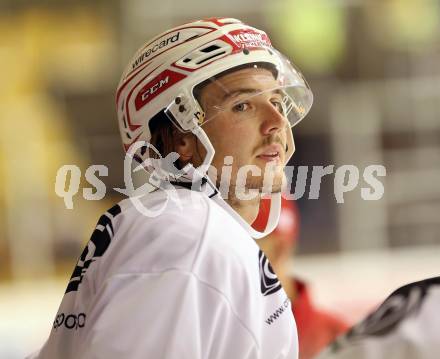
[121, 64, 161, 132]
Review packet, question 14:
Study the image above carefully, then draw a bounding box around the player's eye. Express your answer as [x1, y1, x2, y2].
[232, 102, 250, 112]
[271, 99, 286, 115]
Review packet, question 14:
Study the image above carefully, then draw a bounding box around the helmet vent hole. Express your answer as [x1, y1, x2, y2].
[175, 40, 232, 69]
[200, 44, 221, 53]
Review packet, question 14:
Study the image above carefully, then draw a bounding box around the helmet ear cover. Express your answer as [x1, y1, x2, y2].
[148, 107, 205, 172]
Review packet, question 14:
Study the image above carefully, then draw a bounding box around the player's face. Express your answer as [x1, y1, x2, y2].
[197, 67, 293, 196]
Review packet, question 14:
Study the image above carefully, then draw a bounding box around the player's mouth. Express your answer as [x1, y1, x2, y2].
[256, 144, 283, 164]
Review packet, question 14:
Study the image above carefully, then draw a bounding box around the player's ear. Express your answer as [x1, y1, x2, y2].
[173, 131, 197, 167]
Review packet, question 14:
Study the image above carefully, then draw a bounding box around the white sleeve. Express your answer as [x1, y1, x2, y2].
[78, 270, 259, 359]
[316, 277, 440, 359]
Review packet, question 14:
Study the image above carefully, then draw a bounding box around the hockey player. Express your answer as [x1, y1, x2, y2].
[316, 276, 440, 359]
[29, 17, 313, 358]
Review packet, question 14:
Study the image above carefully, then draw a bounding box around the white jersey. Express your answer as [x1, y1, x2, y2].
[29, 186, 298, 359]
[316, 277, 440, 359]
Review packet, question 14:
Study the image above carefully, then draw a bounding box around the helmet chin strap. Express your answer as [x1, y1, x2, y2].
[248, 191, 282, 239]
[177, 125, 287, 240]
[251, 129, 293, 239]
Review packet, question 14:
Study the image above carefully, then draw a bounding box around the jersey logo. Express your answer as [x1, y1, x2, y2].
[65, 204, 122, 293]
[259, 249, 282, 296]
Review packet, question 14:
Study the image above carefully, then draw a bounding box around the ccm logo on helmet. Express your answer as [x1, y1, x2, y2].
[132, 32, 181, 70]
[142, 76, 169, 101]
[135, 70, 186, 110]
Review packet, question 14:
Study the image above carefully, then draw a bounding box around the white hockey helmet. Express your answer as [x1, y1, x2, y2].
[116, 17, 312, 180]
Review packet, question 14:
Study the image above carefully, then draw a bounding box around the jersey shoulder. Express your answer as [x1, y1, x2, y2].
[108, 189, 214, 272]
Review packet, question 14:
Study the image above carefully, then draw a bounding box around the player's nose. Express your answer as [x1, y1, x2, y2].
[259, 102, 289, 136]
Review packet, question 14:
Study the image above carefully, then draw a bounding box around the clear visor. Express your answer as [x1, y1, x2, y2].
[192, 50, 313, 130]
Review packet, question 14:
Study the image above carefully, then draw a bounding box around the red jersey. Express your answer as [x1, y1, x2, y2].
[292, 279, 349, 359]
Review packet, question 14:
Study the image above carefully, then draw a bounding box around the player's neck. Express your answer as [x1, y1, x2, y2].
[226, 195, 260, 225]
